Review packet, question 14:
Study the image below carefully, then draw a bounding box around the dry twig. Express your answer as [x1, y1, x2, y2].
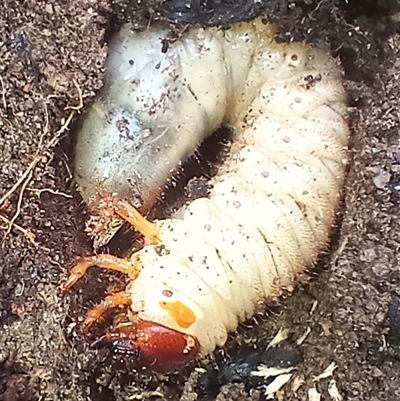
[4, 168, 34, 239]
[0, 79, 84, 245]
[0, 158, 39, 209]
[27, 187, 73, 198]
[0, 213, 37, 245]
[0, 75, 6, 109]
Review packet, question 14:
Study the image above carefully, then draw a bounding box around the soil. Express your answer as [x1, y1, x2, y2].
[1, 1, 400, 400]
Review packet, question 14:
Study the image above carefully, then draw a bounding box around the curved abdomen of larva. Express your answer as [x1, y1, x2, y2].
[125, 42, 349, 356]
[74, 20, 275, 212]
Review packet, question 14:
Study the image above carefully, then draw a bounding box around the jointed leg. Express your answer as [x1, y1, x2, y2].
[63, 254, 140, 291]
[114, 199, 161, 245]
[83, 291, 132, 328]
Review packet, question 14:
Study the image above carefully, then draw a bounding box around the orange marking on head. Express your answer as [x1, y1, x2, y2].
[159, 300, 196, 329]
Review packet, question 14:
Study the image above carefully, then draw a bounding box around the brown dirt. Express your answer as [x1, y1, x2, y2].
[1, 1, 400, 400]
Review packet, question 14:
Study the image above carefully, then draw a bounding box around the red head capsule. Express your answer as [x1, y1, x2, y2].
[93, 321, 200, 373]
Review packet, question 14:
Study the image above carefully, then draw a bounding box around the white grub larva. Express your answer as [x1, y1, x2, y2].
[67, 17, 349, 372]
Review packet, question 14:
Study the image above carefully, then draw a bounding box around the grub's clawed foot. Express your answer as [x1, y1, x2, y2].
[82, 291, 132, 329]
[85, 195, 160, 244]
[63, 254, 141, 291]
[114, 199, 160, 245]
[63, 261, 89, 291]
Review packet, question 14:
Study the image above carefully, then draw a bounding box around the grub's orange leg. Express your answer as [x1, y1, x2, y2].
[83, 291, 132, 328]
[63, 254, 140, 291]
[114, 199, 161, 245]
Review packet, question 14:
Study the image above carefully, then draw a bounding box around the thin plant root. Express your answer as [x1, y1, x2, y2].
[1, 79, 84, 245]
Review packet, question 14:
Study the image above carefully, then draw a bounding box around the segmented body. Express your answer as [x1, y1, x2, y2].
[126, 45, 348, 356]
[70, 17, 349, 368]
